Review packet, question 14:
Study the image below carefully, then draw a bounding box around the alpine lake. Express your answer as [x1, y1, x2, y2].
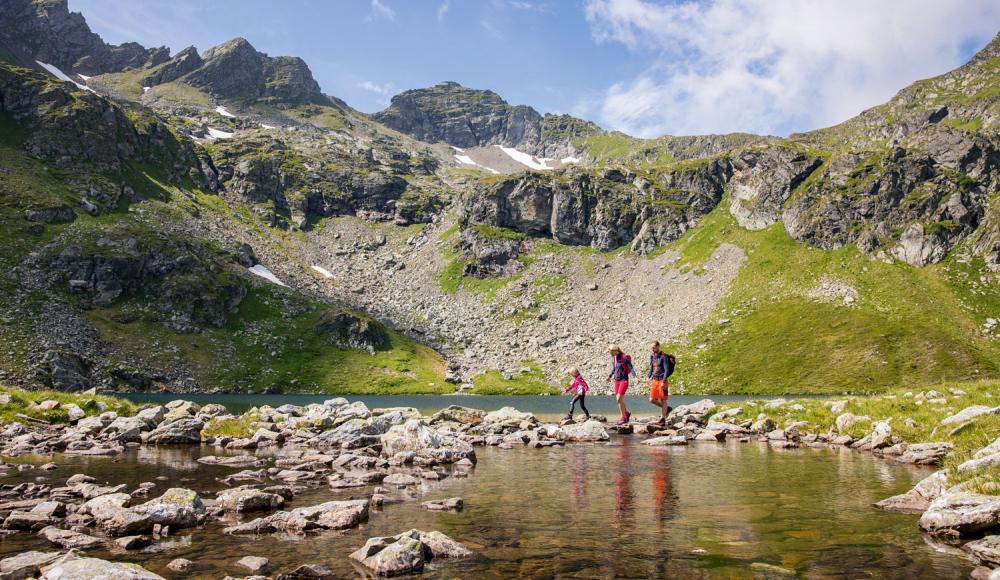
[0, 394, 971, 578]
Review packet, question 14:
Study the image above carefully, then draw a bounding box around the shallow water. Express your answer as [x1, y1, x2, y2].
[0, 438, 970, 579]
[121, 393, 805, 420]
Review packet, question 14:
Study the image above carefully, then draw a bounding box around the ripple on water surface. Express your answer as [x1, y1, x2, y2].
[0, 439, 970, 578]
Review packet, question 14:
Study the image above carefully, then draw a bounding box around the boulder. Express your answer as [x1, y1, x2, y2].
[482, 407, 536, 426]
[643, 435, 688, 446]
[133, 488, 204, 528]
[0, 551, 62, 580]
[350, 534, 425, 577]
[383, 473, 420, 487]
[958, 452, 1000, 475]
[40, 555, 165, 579]
[236, 556, 270, 574]
[381, 420, 476, 464]
[562, 420, 610, 442]
[166, 559, 194, 573]
[215, 487, 284, 513]
[144, 417, 204, 444]
[135, 406, 166, 427]
[966, 535, 1000, 568]
[115, 535, 152, 550]
[429, 406, 486, 426]
[38, 526, 104, 550]
[2, 511, 53, 531]
[919, 492, 1000, 538]
[895, 442, 953, 466]
[941, 406, 1000, 426]
[99, 509, 153, 536]
[224, 499, 369, 535]
[875, 471, 949, 513]
[421, 497, 463, 511]
[835, 413, 869, 434]
[80, 493, 131, 520]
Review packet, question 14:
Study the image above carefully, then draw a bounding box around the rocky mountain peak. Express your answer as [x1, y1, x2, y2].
[185, 37, 326, 105]
[374, 81, 601, 158]
[0, 0, 170, 75]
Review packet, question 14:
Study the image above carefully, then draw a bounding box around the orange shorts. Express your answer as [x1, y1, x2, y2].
[649, 379, 668, 401]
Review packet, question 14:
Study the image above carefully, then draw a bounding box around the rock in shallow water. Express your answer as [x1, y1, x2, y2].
[919, 492, 1000, 538]
[40, 554, 165, 579]
[349, 529, 473, 577]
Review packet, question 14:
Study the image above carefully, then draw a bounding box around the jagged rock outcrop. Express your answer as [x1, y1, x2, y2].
[0, 0, 169, 75]
[185, 37, 326, 105]
[141, 46, 202, 87]
[727, 145, 824, 230]
[315, 310, 388, 354]
[40, 225, 247, 332]
[0, 64, 216, 187]
[462, 163, 730, 252]
[374, 81, 602, 158]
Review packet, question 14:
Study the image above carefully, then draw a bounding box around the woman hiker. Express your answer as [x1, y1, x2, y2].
[606, 344, 636, 425]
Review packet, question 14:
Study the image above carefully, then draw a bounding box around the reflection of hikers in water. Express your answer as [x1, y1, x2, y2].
[648, 448, 677, 526]
[571, 445, 588, 509]
[562, 367, 591, 422]
[613, 439, 634, 524]
[606, 344, 636, 425]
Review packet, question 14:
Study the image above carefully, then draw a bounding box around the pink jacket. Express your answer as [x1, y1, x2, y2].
[564, 375, 590, 395]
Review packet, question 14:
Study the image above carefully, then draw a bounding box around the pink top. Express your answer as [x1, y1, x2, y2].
[564, 375, 589, 395]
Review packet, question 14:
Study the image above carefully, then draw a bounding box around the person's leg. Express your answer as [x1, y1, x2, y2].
[580, 394, 590, 418]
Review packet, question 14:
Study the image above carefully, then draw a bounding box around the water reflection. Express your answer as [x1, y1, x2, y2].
[0, 440, 973, 579]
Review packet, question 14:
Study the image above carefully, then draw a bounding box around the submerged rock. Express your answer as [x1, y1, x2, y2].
[37, 526, 104, 550]
[421, 498, 463, 511]
[40, 555, 165, 579]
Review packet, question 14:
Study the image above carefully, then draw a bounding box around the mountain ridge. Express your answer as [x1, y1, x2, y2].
[0, 0, 997, 396]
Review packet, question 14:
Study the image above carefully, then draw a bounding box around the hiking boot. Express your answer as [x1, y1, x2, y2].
[655, 418, 667, 428]
[584, 414, 592, 421]
[624, 412, 632, 423]
[563, 413, 573, 422]
[616, 416, 627, 425]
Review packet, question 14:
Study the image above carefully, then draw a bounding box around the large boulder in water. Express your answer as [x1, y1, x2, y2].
[380, 420, 476, 464]
[143, 417, 204, 444]
[919, 492, 1000, 538]
[224, 499, 369, 535]
[133, 488, 204, 528]
[349, 529, 473, 577]
[562, 420, 609, 442]
[40, 555, 165, 579]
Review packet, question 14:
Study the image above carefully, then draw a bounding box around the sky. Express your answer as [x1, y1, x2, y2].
[73, 0, 1000, 138]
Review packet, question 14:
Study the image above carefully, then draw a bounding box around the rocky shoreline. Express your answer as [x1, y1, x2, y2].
[1, 388, 999, 578]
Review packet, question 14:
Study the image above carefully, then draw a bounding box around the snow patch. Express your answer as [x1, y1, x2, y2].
[497, 146, 551, 170]
[261, 123, 277, 130]
[77, 73, 91, 81]
[311, 265, 334, 278]
[560, 156, 580, 164]
[205, 127, 234, 140]
[454, 154, 500, 175]
[36, 61, 96, 93]
[215, 105, 235, 118]
[142, 86, 151, 93]
[248, 265, 287, 287]
[450, 146, 465, 153]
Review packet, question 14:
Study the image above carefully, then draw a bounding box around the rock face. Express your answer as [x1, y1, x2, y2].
[315, 310, 388, 354]
[184, 37, 326, 105]
[374, 81, 602, 158]
[0, 0, 169, 75]
[462, 164, 729, 252]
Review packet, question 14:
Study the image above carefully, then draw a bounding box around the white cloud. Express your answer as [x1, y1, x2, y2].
[369, 0, 396, 20]
[585, 0, 1000, 137]
[358, 80, 396, 95]
[437, 0, 451, 21]
[507, 1, 553, 13]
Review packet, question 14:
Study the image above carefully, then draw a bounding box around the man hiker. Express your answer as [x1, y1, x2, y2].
[648, 341, 673, 428]
[606, 344, 636, 425]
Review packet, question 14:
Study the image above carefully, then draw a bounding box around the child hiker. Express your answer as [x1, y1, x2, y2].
[606, 344, 636, 425]
[563, 367, 591, 422]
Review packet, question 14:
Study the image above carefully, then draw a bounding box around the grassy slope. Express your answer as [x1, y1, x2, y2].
[0, 110, 448, 395]
[0, 384, 136, 424]
[710, 379, 1000, 492]
[665, 204, 1000, 394]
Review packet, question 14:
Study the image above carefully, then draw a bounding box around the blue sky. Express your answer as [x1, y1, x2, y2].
[73, 0, 1000, 137]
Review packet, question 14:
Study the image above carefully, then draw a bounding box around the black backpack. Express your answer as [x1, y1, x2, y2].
[664, 354, 676, 377]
